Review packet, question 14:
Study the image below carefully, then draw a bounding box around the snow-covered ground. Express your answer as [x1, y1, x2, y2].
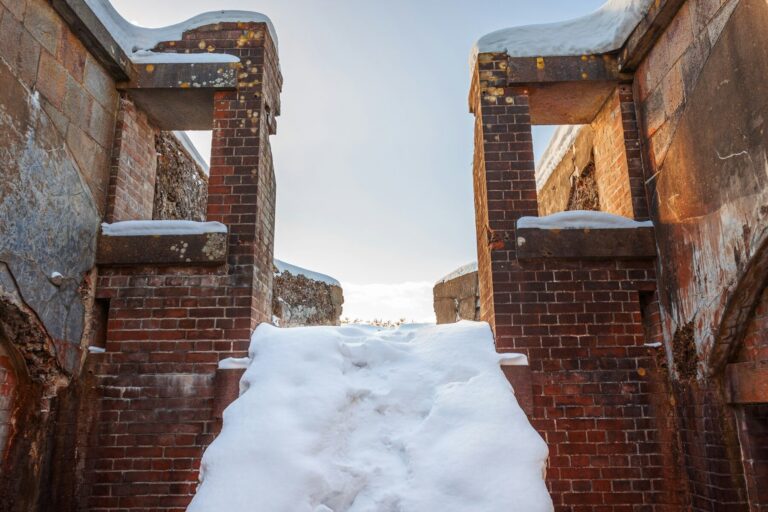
[189, 322, 552, 512]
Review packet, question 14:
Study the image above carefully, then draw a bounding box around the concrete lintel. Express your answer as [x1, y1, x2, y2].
[515, 226, 657, 260]
[97, 233, 228, 267]
[726, 363, 768, 405]
[505, 54, 622, 84]
[120, 62, 239, 130]
[51, 0, 134, 81]
[619, 0, 687, 72]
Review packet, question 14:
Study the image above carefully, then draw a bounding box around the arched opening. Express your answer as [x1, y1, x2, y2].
[0, 338, 19, 472]
[712, 237, 768, 510]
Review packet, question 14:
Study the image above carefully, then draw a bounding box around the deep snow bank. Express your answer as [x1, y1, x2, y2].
[189, 322, 552, 512]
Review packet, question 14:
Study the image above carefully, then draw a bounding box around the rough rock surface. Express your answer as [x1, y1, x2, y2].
[434, 269, 480, 324]
[153, 132, 208, 221]
[272, 266, 344, 327]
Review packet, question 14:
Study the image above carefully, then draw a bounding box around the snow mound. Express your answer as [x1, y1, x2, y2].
[189, 322, 552, 512]
[536, 125, 585, 191]
[518, 211, 653, 230]
[101, 220, 227, 236]
[473, 0, 653, 59]
[85, 0, 277, 64]
[435, 261, 478, 285]
[275, 259, 341, 287]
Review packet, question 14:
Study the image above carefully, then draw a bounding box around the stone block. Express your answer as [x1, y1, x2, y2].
[96, 232, 228, 267]
[36, 50, 68, 108]
[83, 55, 117, 109]
[23, 1, 61, 55]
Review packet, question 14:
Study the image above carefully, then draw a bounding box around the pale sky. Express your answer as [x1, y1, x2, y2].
[112, 0, 605, 322]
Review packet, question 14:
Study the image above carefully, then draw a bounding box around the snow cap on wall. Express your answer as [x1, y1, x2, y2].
[472, 0, 653, 60]
[85, 0, 278, 64]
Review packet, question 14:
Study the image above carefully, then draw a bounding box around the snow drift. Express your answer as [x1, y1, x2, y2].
[189, 322, 552, 512]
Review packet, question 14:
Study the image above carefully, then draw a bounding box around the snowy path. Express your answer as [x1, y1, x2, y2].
[188, 322, 553, 512]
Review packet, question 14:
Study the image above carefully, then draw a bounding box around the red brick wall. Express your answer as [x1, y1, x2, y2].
[471, 51, 676, 510]
[591, 86, 647, 220]
[83, 21, 281, 511]
[734, 287, 768, 510]
[105, 96, 158, 222]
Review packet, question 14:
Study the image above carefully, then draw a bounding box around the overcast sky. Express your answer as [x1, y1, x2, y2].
[112, 0, 605, 322]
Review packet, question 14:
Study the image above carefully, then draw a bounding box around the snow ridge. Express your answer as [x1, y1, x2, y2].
[189, 322, 552, 512]
[275, 259, 341, 287]
[535, 125, 585, 191]
[435, 261, 478, 285]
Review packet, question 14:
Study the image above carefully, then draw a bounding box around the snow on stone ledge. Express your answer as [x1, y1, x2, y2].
[85, 0, 277, 64]
[218, 357, 250, 370]
[188, 322, 553, 512]
[473, 0, 653, 59]
[536, 125, 585, 191]
[435, 261, 478, 285]
[101, 220, 227, 237]
[274, 259, 341, 287]
[518, 211, 653, 230]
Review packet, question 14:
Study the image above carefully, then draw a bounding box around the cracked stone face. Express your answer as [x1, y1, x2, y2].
[0, 56, 101, 349]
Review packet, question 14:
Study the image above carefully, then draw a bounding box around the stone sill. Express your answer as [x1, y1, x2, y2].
[96, 232, 227, 267]
[515, 226, 656, 261]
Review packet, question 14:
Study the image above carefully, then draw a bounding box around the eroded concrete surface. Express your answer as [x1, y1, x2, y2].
[0, 55, 100, 365]
[649, 0, 768, 368]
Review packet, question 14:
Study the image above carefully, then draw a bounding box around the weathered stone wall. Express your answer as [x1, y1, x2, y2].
[433, 271, 480, 324]
[272, 271, 344, 327]
[632, 1, 766, 508]
[537, 126, 596, 216]
[0, 0, 116, 363]
[153, 132, 208, 222]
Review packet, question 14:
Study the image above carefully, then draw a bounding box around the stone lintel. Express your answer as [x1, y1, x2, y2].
[96, 233, 228, 267]
[515, 226, 657, 260]
[726, 363, 768, 405]
[51, 0, 134, 81]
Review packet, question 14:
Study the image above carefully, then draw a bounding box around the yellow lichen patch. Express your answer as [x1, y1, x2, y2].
[145, 64, 155, 73]
[478, 54, 494, 64]
[498, 61, 507, 70]
[198, 40, 207, 50]
[505, 97, 515, 104]
[483, 95, 498, 104]
[581, 55, 588, 61]
[581, 72, 589, 80]
[536, 57, 545, 70]
[239, 72, 249, 79]
[169, 41, 176, 47]
[207, 45, 216, 52]
[179, 82, 191, 88]
[637, 368, 647, 377]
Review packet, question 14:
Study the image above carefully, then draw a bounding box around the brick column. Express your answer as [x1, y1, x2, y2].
[618, 84, 649, 220]
[471, 52, 538, 340]
[85, 22, 281, 511]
